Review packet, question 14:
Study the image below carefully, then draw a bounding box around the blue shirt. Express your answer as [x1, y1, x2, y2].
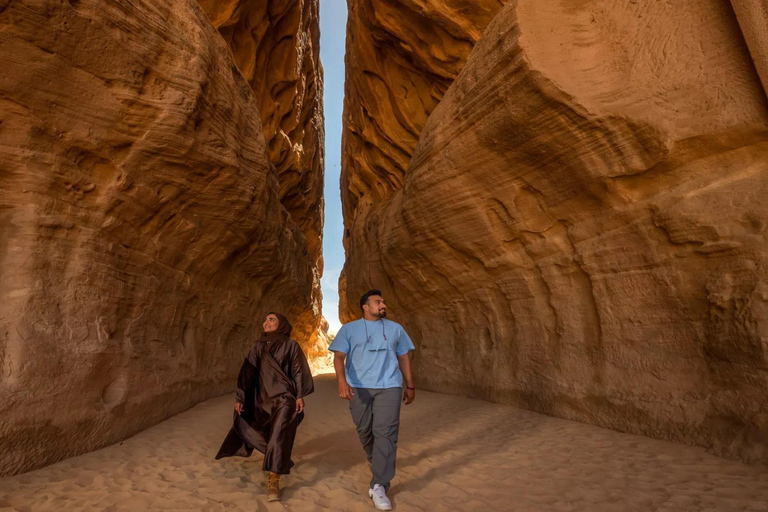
[328, 318, 415, 389]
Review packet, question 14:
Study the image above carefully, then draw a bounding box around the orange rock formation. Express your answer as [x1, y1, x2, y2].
[340, 0, 507, 246]
[198, 1, 325, 344]
[341, 0, 768, 463]
[0, 0, 321, 476]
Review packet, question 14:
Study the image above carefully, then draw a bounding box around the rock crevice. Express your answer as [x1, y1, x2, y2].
[198, 0, 325, 351]
[341, 0, 507, 246]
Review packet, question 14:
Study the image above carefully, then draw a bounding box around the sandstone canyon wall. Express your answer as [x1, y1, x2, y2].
[340, 0, 507, 245]
[0, 0, 321, 476]
[341, 0, 768, 463]
[730, 0, 768, 96]
[198, 0, 326, 352]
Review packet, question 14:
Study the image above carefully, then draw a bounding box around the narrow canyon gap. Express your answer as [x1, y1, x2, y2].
[2, 0, 768, 479]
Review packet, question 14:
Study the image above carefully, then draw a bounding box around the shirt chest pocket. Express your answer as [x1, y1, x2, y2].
[367, 337, 397, 353]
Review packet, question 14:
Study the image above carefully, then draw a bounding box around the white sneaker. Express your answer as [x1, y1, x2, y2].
[368, 484, 392, 511]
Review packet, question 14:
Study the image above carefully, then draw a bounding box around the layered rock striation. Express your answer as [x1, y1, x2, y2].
[198, 0, 325, 351]
[341, 0, 768, 463]
[0, 0, 319, 476]
[340, 0, 506, 246]
[730, 0, 768, 96]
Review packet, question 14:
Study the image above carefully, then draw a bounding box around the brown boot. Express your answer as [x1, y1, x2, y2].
[266, 472, 281, 502]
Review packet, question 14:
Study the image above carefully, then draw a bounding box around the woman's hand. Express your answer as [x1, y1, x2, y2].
[295, 398, 305, 413]
[235, 402, 243, 415]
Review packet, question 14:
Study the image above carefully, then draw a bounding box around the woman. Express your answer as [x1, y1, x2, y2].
[216, 312, 314, 502]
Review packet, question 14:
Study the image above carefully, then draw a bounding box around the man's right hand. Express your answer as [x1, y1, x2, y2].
[235, 402, 243, 415]
[338, 381, 355, 400]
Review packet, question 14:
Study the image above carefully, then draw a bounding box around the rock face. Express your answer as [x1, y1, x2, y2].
[340, 0, 506, 247]
[198, 0, 325, 332]
[0, 0, 318, 476]
[730, 0, 768, 96]
[341, 0, 768, 463]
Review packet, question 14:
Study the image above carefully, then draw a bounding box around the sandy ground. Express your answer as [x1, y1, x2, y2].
[2, 373, 768, 512]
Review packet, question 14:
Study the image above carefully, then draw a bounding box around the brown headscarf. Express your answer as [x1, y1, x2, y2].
[258, 312, 293, 343]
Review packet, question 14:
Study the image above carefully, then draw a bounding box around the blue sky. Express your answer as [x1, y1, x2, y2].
[320, 0, 348, 334]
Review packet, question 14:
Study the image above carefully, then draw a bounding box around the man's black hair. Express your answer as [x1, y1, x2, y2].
[359, 289, 383, 311]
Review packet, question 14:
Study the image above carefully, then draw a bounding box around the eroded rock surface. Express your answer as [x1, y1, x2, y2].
[198, 0, 325, 350]
[341, 0, 768, 463]
[730, 0, 768, 96]
[341, 0, 506, 245]
[0, 0, 317, 476]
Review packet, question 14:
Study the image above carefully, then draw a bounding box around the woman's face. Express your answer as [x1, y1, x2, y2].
[263, 314, 280, 333]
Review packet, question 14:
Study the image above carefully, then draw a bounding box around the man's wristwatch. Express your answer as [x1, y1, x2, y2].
[406, 386, 415, 391]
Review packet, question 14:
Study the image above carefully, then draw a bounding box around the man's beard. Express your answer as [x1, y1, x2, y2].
[376, 310, 387, 319]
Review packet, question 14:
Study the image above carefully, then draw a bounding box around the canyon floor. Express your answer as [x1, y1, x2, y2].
[1, 373, 767, 512]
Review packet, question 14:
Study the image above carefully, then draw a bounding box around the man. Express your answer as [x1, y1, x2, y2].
[329, 289, 416, 511]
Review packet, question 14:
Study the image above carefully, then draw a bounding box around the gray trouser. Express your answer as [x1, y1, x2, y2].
[349, 387, 402, 491]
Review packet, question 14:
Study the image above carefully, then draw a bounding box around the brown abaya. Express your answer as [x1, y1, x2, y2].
[215, 313, 314, 474]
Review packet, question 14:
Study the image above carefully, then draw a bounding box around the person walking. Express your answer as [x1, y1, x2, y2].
[329, 289, 415, 510]
[216, 312, 314, 502]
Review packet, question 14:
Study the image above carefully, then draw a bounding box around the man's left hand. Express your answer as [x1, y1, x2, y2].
[296, 398, 305, 413]
[403, 388, 415, 405]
